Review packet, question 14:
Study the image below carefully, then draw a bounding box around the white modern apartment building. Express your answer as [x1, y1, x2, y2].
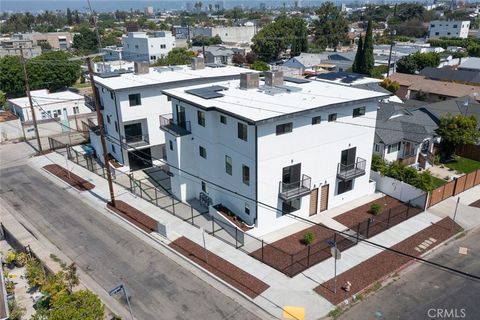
[161, 71, 390, 236]
[429, 20, 470, 39]
[89, 59, 256, 171]
[122, 31, 176, 63]
[7, 89, 89, 123]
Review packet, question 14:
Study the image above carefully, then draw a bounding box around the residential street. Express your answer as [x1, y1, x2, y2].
[0, 144, 262, 320]
[340, 226, 480, 320]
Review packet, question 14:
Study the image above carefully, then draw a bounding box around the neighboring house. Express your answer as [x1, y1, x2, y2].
[374, 102, 439, 169]
[88, 59, 256, 171]
[23, 32, 73, 50]
[421, 96, 480, 127]
[7, 89, 89, 123]
[282, 53, 329, 73]
[429, 20, 470, 38]
[0, 34, 41, 58]
[419, 67, 480, 85]
[187, 24, 258, 44]
[161, 71, 390, 236]
[122, 31, 176, 63]
[102, 46, 124, 61]
[94, 60, 134, 73]
[388, 73, 480, 102]
[321, 52, 357, 72]
[458, 57, 480, 72]
[201, 46, 235, 65]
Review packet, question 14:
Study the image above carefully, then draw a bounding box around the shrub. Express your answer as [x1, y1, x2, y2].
[25, 257, 46, 288]
[370, 203, 382, 215]
[302, 232, 315, 245]
[5, 250, 17, 265]
[379, 78, 400, 93]
[15, 252, 29, 267]
[250, 60, 269, 71]
[7, 300, 26, 320]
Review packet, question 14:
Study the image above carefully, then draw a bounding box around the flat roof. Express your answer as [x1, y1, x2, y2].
[93, 65, 255, 91]
[163, 79, 389, 122]
[8, 89, 84, 109]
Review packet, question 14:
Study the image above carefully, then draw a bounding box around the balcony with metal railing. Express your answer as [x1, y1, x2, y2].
[337, 157, 366, 180]
[121, 134, 150, 148]
[159, 114, 191, 137]
[279, 174, 312, 201]
[84, 95, 104, 111]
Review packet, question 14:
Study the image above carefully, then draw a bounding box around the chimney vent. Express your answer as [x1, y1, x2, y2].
[240, 73, 259, 90]
[265, 71, 284, 86]
[191, 57, 205, 70]
[134, 61, 149, 74]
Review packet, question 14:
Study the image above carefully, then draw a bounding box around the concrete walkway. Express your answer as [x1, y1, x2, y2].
[28, 151, 460, 320]
[427, 185, 480, 230]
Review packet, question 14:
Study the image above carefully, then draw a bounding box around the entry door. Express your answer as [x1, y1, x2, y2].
[282, 163, 301, 191]
[309, 188, 319, 216]
[320, 184, 329, 212]
[341, 147, 357, 170]
[176, 105, 186, 129]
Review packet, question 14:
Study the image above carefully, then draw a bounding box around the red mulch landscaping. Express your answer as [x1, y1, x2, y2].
[334, 196, 404, 229]
[314, 217, 462, 305]
[169, 236, 269, 299]
[250, 224, 355, 277]
[214, 204, 252, 232]
[43, 164, 95, 191]
[469, 199, 480, 208]
[107, 200, 157, 233]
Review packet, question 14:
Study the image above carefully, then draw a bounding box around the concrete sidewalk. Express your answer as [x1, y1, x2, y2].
[427, 185, 480, 230]
[29, 151, 455, 320]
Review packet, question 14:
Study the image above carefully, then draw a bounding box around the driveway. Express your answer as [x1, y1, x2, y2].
[0, 144, 262, 320]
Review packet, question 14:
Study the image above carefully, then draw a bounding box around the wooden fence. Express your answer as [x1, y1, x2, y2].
[456, 144, 480, 162]
[428, 169, 480, 207]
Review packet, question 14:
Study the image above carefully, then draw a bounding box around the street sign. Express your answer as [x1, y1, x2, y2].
[331, 247, 341, 260]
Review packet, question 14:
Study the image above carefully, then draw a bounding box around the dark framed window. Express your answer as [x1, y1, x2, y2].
[114, 121, 118, 132]
[106, 115, 111, 124]
[128, 93, 141, 106]
[282, 199, 301, 213]
[225, 155, 232, 175]
[111, 144, 115, 153]
[199, 146, 207, 158]
[242, 165, 250, 186]
[338, 179, 353, 194]
[110, 91, 114, 100]
[353, 106, 366, 118]
[387, 142, 401, 153]
[169, 140, 173, 151]
[245, 203, 250, 215]
[197, 110, 205, 127]
[276, 122, 293, 135]
[201, 181, 207, 193]
[312, 116, 321, 125]
[220, 115, 227, 124]
[238, 122, 247, 141]
[328, 113, 337, 122]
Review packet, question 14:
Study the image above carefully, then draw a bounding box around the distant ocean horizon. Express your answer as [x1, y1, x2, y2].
[1, 0, 346, 13]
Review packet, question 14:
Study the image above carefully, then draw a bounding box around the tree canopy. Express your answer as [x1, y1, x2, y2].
[0, 51, 81, 98]
[72, 26, 98, 54]
[396, 52, 440, 74]
[436, 115, 480, 159]
[152, 48, 196, 66]
[251, 14, 307, 61]
[250, 60, 269, 71]
[311, 2, 348, 51]
[191, 34, 222, 46]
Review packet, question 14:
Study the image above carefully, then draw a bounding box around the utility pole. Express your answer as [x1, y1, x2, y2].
[86, 57, 116, 207]
[386, 29, 396, 77]
[19, 46, 43, 153]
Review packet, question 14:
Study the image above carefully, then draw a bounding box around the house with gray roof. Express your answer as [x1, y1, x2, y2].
[419, 67, 480, 84]
[374, 102, 439, 169]
[458, 57, 480, 72]
[282, 52, 329, 72]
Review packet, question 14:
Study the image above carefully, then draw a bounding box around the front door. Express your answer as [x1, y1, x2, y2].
[309, 188, 318, 216]
[320, 184, 329, 212]
[176, 105, 186, 129]
[282, 163, 301, 191]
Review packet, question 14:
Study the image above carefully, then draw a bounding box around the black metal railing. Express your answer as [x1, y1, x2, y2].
[159, 114, 191, 137]
[121, 134, 149, 148]
[279, 174, 312, 200]
[337, 157, 366, 180]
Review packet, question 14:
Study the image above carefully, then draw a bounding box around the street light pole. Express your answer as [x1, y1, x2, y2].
[19, 46, 43, 153]
[86, 57, 116, 207]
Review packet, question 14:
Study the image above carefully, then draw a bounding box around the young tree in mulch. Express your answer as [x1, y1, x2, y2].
[436, 114, 480, 160]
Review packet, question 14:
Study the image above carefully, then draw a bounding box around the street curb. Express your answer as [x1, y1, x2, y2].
[103, 205, 278, 319]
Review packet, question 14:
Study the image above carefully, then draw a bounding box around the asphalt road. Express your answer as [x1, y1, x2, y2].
[0, 154, 262, 320]
[340, 226, 480, 320]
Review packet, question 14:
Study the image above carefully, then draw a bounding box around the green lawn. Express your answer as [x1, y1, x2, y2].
[444, 156, 480, 174]
[431, 175, 447, 188]
[72, 82, 91, 89]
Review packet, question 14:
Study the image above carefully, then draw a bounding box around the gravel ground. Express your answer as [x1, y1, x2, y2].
[43, 164, 95, 191]
[314, 217, 462, 305]
[169, 237, 269, 299]
[107, 200, 157, 233]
